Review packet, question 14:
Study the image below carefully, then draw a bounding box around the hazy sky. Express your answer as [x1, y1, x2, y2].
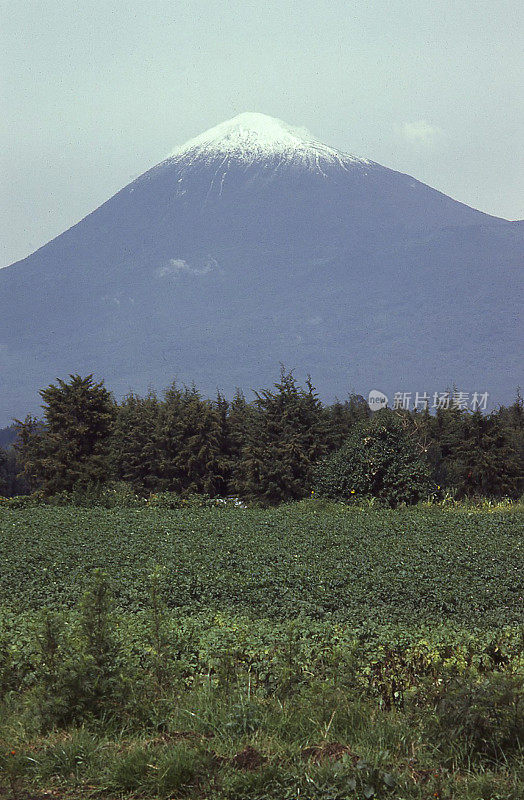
[2, 0, 523, 267]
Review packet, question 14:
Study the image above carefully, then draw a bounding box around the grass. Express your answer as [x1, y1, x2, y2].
[1, 692, 522, 799]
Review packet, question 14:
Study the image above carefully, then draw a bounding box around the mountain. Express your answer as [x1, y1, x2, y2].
[0, 112, 522, 423]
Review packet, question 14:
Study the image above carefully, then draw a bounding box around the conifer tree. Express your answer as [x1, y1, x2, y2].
[0, 447, 8, 496]
[159, 384, 226, 495]
[237, 370, 328, 504]
[15, 375, 115, 494]
[325, 394, 371, 451]
[228, 390, 254, 456]
[494, 390, 524, 495]
[421, 404, 466, 490]
[454, 410, 522, 498]
[213, 392, 232, 496]
[13, 415, 46, 491]
[3, 448, 26, 497]
[225, 389, 257, 496]
[111, 392, 163, 492]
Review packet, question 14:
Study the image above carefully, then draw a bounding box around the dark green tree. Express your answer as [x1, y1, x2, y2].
[415, 403, 466, 491]
[12, 415, 46, 491]
[453, 410, 522, 498]
[159, 384, 226, 495]
[213, 391, 232, 496]
[223, 389, 257, 495]
[111, 391, 164, 493]
[325, 394, 371, 452]
[4, 447, 27, 496]
[15, 375, 115, 494]
[314, 409, 434, 507]
[494, 390, 524, 496]
[0, 425, 17, 449]
[0, 447, 8, 496]
[237, 370, 328, 504]
[417, 396, 523, 498]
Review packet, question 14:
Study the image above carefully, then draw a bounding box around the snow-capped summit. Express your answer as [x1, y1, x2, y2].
[167, 112, 369, 172]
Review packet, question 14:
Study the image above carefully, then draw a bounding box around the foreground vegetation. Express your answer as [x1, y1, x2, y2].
[0, 502, 522, 798]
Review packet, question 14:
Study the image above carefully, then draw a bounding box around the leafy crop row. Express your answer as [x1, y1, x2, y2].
[0, 503, 522, 627]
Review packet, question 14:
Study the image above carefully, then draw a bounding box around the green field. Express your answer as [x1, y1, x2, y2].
[0, 502, 523, 799]
[1, 502, 522, 624]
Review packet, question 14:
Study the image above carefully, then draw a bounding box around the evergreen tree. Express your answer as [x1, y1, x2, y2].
[111, 392, 163, 492]
[417, 399, 523, 498]
[228, 390, 254, 457]
[4, 448, 27, 496]
[226, 389, 257, 496]
[15, 375, 115, 494]
[237, 370, 328, 504]
[454, 410, 522, 498]
[421, 404, 467, 491]
[326, 394, 371, 452]
[214, 392, 232, 496]
[13, 415, 49, 492]
[0, 425, 17, 449]
[0, 447, 8, 496]
[159, 384, 226, 495]
[495, 390, 524, 496]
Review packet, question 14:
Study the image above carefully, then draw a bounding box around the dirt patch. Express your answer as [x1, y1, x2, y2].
[302, 741, 359, 764]
[230, 745, 267, 770]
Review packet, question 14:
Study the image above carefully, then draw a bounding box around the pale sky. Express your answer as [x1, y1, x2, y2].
[2, 0, 523, 268]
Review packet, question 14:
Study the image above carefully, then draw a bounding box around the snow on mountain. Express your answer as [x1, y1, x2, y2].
[165, 112, 370, 173]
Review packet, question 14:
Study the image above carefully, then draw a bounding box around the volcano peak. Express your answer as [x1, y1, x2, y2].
[168, 112, 369, 171]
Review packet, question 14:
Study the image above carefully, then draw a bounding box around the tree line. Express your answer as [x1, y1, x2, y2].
[1, 372, 522, 503]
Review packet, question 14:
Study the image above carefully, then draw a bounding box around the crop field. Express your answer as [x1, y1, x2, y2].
[0, 501, 523, 799]
[0, 502, 522, 625]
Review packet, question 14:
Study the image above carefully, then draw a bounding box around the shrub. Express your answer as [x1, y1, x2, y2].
[314, 411, 433, 507]
[0, 493, 42, 508]
[35, 572, 129, 728]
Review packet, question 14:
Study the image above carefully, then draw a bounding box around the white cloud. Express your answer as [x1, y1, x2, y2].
[157, 257, 218, 278]
[399, 120, 442, 144]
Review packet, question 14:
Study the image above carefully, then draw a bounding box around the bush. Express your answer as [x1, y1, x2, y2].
[34, 573, 129, 728]
[0, 486, 221, 509]
[314, 411, 433, 507]
[0, 492, 45, 508]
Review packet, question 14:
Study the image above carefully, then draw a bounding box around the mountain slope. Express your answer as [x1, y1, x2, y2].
[0, 113, 522, 423]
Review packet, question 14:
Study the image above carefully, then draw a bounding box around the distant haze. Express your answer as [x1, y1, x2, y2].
[2, 0, 523, 268]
